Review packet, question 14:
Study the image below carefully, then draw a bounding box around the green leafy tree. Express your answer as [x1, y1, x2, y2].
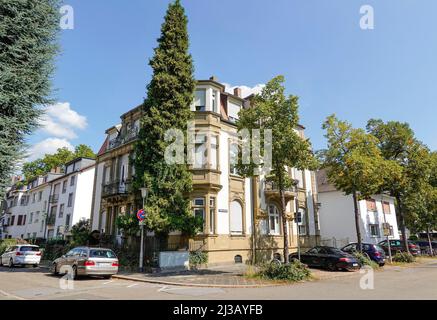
[70, 218, 91, 247]
[0, 0, 60, 199]
[403, 150, 437, 255]
[366, 119, 431, 252]
[134, 0, 201, 242]
[319, 115, 400, 251]
[22, 145, 96, 182]
[237, 76, 317, 263]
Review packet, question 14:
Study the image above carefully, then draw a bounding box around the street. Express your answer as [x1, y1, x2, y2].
[1, 261, 437, 300]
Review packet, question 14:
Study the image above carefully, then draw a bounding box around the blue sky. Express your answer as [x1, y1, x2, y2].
[27, 0, 437, 159]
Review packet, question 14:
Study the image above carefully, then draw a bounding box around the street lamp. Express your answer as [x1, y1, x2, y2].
[139, 187, 148, 273]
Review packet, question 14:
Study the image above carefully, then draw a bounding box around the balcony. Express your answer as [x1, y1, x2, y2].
[264, 180, 297, 203]
[102, 181, 132, 198]
[49, 194, 59, 204]
[46, 214, 56, 226]
[107, 128, 139, 151]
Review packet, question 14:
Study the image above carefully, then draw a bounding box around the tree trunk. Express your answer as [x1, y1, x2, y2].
[427, 227, 434, 256]
[395, 195, 410, 253]
[279, 174, 289, 264]
[352, 191, 362, 252]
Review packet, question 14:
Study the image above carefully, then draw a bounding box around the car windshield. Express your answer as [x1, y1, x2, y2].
[20, 246, 39, 252]
[89, 249, 116, 258]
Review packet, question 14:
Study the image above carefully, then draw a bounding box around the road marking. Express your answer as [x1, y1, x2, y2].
[0, 289, 25, 301]
[158, 286, 168, 292]
[127, 283, 139, 288]
[103, 281, 114, 285]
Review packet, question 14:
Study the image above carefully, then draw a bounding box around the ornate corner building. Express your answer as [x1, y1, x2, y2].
[90, 77, 321, 265]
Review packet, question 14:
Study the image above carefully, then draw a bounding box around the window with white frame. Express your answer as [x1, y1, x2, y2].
[230, 200, 243, 235]
[59, 204, 64, 218]
[296, 208, 307, 236]
[369, 224, 380, 237]
[193, 134, 207, 169]
[209, 197, 216, 234]
[70, 175, 76, 187]
[193, 198, 205, 233]
[210, 135, 218, 170]
[229, 142, 240, 175]
[268, 204, 280, 235]
[195, 89, 206, 111]
[67, 193, 73, 207]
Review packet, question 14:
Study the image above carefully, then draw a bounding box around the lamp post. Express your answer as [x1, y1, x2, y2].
[139, 187, 148, 273]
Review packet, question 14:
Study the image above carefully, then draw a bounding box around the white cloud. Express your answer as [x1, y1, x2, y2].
[223, 83, 266, 98]
[38, 102, 87, 139]
[26, 138, 74, 162]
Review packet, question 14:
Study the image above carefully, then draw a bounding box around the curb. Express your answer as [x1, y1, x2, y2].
[111, 274, 284, 288]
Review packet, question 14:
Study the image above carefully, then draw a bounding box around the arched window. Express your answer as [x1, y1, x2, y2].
[268, 204, 280, 235]
[230, 200, 243, 235]
[234, 255, 243, 264]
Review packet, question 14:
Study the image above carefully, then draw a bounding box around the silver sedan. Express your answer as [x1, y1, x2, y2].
[51, 247, 119, 279]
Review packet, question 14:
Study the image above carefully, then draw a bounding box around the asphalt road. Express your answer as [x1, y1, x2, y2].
[1, 261, 437, 300]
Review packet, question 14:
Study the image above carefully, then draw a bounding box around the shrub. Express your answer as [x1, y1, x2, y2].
[189, 250, 208, 269]
[353, 252, 379, 269]
[257, 260, 311, 282]
[393, 252, 415, 263]
[0, 239, 17, 255]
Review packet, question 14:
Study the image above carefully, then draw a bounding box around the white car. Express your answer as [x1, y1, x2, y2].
[0, 244, 42, 268]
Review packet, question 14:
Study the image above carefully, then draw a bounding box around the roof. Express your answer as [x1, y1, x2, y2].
[97, 136, 109, 157]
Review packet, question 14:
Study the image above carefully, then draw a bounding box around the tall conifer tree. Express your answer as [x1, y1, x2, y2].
[134, 0, 200, 241]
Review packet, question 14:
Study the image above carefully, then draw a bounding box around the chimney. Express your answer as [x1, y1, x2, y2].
[209, 75, 218, 82]
[234, 87, 242, 98]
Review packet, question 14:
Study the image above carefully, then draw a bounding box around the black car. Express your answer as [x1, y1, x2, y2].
[290, 246, 361, 271]
[413, 241, 437, 255]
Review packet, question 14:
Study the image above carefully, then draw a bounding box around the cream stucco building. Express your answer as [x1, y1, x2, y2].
[90, 77, 321, 265]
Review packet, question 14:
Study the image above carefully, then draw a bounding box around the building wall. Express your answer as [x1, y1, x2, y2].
[319, 190, 400, 248]
[71, 167, 95, 226]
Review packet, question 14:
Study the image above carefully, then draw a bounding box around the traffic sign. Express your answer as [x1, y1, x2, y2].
[137, 209, 145, 221]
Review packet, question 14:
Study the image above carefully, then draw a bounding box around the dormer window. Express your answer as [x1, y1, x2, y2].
[195, 89, 206, 111]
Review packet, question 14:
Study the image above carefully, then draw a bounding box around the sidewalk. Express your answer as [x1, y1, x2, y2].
[112, 263, 360, 288]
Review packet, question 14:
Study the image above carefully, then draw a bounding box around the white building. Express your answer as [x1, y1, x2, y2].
[0, 158, 96, 241]
[316, 170, 400, 248]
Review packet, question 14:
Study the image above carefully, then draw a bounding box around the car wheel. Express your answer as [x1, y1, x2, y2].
[102, 275, 112, 279]
[8, 258, 14, 268]
[51, 262, 59, 275]
[327, 262, 337, 271]
[71, 265, 78, 280]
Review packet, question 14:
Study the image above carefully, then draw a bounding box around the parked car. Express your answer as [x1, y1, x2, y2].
[413, 241, 437, 255]
[341, 242, 386, 266]
[378, 240, 421, 256]
[290, 246, 361, 271]
[0, 244, 41, 268]
[51, 247, 119, 279]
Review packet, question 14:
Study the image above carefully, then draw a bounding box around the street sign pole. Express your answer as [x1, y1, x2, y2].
[139, 221, 144, 273]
